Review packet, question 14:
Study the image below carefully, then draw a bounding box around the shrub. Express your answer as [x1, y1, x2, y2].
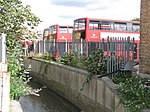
[58, 52, 78, 67]
[86, 49, 107, 75]
[80, 49, 107, 91]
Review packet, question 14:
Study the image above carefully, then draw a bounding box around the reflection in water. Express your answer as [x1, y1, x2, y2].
[19, 79, 81, 112]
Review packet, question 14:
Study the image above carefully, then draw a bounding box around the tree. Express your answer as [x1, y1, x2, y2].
[0, 0, 41, 100]
[0, 0, 41, 35]
[131, 18, 140, 22]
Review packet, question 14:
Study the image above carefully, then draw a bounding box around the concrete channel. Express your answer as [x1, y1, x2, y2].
[11, 79, 82, 112]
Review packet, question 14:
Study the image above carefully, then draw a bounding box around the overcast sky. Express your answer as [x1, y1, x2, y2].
[22, 0, 141, 31]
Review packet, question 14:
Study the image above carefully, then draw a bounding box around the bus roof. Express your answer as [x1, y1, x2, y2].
[49, 24, 73, 28]
[74, 17, 140, 24]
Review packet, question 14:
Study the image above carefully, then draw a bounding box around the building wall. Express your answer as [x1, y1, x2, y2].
[140, 0, 150, 75]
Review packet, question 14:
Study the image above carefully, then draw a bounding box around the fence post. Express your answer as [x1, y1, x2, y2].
[0, 63, 10, 112]
[1, 72, 10, 112]
[0, 33, 10, 112]
[0, 33, 6, 63]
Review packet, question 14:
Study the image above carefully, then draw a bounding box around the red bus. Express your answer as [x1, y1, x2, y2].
[43, 24, 73, 57]
[72, 17, 140, 62]
[43, 24, 73, 42]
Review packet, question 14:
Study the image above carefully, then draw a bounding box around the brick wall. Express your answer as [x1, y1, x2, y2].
[140, 0, 150, 75]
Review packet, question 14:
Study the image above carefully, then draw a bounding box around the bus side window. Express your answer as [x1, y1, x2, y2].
[59, 27, 68, 33]
[89, 20, 100, 30]
[68, 27, 73, 33]
[127, 23, 132, 32]
[114, 22, 127, 31]
[100, 21, 111, 30]
[133, 23, 140, 32]
[110, 22, 114, 30]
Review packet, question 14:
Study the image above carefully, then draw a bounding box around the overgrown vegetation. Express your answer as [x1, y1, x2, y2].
[1, 0, 41, 100]
[58, 49, 107, 74]
[7, 36, 32, 100]
[111, 72, 132, 84]
[117, 75, 150, 112]
[86, 49, 107, 75]
[58, 51, 87, 69]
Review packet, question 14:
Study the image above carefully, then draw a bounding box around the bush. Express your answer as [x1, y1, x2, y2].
[58, 52, 78, 67]
[86, 49, 107, 75]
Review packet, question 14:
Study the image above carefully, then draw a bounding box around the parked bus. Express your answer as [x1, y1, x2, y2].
[43, 24, 73, 42]
[72, 17, 140, 62]
[43, 24, 73, 57]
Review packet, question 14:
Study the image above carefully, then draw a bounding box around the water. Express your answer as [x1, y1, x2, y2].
[19, 79, 81, 112]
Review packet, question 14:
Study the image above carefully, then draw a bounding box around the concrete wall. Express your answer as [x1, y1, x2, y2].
[24, 58, 129, 112]
[140, 0, 150, 75]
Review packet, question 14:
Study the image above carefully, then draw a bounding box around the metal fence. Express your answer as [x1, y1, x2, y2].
[70, 37, 135, 76]
[28, 37, 135, 76]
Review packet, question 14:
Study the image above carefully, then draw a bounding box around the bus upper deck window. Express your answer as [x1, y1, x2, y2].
[100, 21, 111, 30]
[78, 19, 85, 30]
[133, 23, 140, 32]
[114, 22, 127, 31]
[68, 27, 73, 33]
[127, 23, 132, 32]
[74, 20, 78, 30]
[89, 20, 100, 30]
[59, 26, 68, 33]
[74, 19, 86, 30]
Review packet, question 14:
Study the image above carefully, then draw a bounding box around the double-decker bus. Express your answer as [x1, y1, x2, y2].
[43, 24, 73, 57]
[72, 17, 140, 62]
[43, 24, 73, 42]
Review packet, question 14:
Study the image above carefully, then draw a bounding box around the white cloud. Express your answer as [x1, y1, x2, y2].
[21, 0, 140, 31]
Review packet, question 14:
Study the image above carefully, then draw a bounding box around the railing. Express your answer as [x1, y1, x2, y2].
[27, 37, 135, 77]
[100, 37, 135, 77]
[70, 37, 135, 77]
